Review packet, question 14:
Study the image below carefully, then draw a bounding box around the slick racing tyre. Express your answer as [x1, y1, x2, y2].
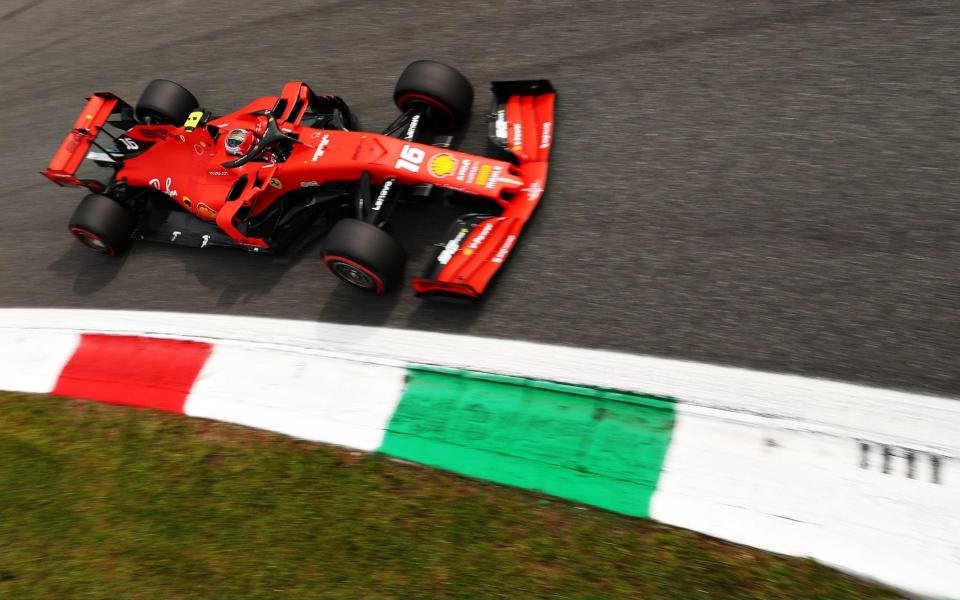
[68, 194, 136, 256]
[394, 60, 473, 130]
[322, 219, 406, 294]
[135, 79, 199, 125]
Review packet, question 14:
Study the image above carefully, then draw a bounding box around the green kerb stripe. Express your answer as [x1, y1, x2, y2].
[378, 366, 677, 517]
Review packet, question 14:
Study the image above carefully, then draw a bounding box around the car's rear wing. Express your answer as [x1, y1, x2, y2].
[412, 80, 556, 301]
[41, 92, 132, 189]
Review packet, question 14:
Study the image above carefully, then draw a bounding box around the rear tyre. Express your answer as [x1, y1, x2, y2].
[135, 79, 199, 125]
[394, 60, 473, 130]
[68, 194, 136, 256]
[322, 219, 406, 294]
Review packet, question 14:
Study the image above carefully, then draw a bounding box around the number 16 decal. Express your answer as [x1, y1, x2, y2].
[395, 144, 425, 172]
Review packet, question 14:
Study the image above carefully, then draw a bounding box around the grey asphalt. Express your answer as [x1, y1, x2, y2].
[1, 0, 957, 396]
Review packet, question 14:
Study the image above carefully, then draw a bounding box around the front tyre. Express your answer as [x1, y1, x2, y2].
[68, 194, 136, 256]
[322, 219, 406, 294]
[394, 60, 473, 130]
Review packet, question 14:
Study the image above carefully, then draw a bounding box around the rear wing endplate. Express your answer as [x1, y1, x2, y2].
[41, 92, 131, 188]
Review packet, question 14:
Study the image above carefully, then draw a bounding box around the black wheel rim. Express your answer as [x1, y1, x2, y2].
[75, 231, 110, 253]
[137, 108, 169, 125]
[402, 97, 455, 130]
[332, 261, 376, 290]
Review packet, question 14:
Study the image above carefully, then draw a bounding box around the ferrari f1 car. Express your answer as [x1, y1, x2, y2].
[42, 60, 556, 300]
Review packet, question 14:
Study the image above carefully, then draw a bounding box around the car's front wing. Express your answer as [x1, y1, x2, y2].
[413, 80, 556, 300]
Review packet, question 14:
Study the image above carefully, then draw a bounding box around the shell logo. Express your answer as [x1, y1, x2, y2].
[428, 153, 457, 178]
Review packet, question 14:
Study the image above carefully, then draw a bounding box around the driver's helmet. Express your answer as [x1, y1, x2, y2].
[225, 128, 257, 156]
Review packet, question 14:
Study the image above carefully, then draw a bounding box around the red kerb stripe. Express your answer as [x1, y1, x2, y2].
[52, 334, 212, 413]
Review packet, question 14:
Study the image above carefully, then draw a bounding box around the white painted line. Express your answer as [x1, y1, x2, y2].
[1, 309, 955, 450]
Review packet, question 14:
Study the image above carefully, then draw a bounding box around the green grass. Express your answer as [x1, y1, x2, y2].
[0, 392, 898, 600]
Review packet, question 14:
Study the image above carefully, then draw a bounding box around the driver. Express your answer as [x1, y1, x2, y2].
[224, 128, 257, 156]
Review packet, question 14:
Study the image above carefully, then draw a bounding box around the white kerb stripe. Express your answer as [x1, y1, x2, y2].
[651, 406, 960, 599]
[183, 343, 406, 451]
[0, 330, 80, 394]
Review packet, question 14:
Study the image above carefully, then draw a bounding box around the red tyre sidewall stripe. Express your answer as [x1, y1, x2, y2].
[323, 255, 386, 295]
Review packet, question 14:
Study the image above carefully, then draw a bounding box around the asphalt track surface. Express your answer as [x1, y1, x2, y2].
[1, 0, 957, 396]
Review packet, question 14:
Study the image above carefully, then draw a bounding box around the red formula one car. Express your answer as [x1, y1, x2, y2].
[42, 60, 556, 300]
